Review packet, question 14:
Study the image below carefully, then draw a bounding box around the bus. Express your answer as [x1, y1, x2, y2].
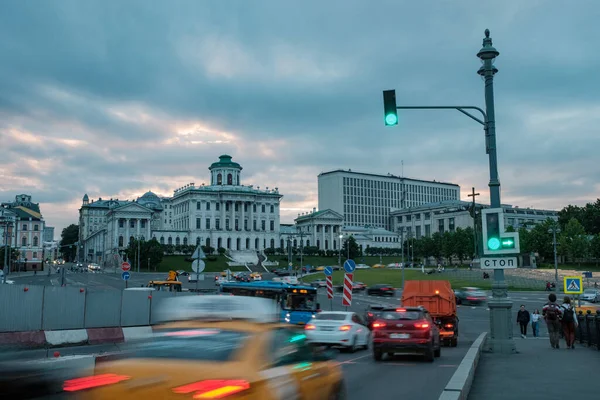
[219, 281, 320, 325]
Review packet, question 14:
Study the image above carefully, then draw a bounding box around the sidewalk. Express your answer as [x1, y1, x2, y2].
[469, 337, 597, 400]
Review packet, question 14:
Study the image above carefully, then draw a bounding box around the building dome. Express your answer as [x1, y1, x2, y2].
[137, 191, 163, 210]
[209, 154, 242, 171]
[209, 155, 243, 186]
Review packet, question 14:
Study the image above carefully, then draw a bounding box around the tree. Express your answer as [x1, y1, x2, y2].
[341, 236, 361, 260]
[126, 238, 164, 271]
[0, 246, 19, 266]
[559, 218, 589, 266]
[441, 232, 454, 264]
[453, 228, 472, 264]
[59, 224, 79, 262]
[590, 234, 600, 267]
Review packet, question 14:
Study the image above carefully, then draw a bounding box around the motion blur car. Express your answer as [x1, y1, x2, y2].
[305, 311, 370, 352]
[63, 296, 347, 399]
[371, 306, 441, 362]
[367, 284, 396, 297]
[353, 282, 367, 291]
[454, 287, 488, 305]
[176, 270, 189, 277]
[581, 288, 599, 303]
[310, 279, 327, 288]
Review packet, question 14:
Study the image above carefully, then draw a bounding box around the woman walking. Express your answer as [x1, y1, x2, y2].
[561, 296, 578, 349]
[531, 309, 541, 337]
[517, 304, 531, 338]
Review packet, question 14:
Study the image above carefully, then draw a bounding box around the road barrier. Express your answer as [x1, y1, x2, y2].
[576, 310, 600, 351]
[0, 284, 195, 333]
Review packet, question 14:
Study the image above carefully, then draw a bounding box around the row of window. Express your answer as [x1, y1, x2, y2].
[19, 224, 40, 231]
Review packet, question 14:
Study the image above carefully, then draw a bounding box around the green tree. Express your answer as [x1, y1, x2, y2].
[524, 219, 555, 261]
[59, 224, 79, 262]
[126, 238, 164, 271]
[341, 235, 361, 260]
[559, 218, 589, 266]
[430, 232, 443, 262]
[0, 246, 19, 266]
[453, 228, 472, 264]
[590, 234, 600, 267]
[441, 232, 454, 263]
[582, 199, 600, 235]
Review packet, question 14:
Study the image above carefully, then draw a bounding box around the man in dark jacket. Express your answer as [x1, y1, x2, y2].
[517, 304, 531, 338]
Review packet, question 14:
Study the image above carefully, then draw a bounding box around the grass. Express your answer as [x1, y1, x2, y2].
[300, 269, 542, 291]
[157, 255, 247, 273]
[272, 255, 409, 267]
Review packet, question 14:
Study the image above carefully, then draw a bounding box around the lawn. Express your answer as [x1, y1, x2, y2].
[157, 255, 247, 273]
[300, 269, 540, 291]
[272, 255, 408, 268]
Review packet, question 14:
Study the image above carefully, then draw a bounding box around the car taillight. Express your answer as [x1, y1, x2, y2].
[367, 312, 373, 317]
[372, 321, 386, 328]
[444, 323, 454, 329]
[63, 374, 130, 392]
[339, 325, 351, 331]
[381, 288, 389, 291]
[466, 296, 477, 300]
[396, 308, 406, 312]
[305, 324, 316, 330]
[414, 322, 430, 329]
[173, 380, 250, 399]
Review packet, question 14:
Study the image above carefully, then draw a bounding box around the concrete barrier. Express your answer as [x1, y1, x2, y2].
[45, 329, 88, 347]
[122, 326, 153, 342]
[86, 328, 124, 345]
[0, 331, 46, 347]
[438, 332, 488, 400]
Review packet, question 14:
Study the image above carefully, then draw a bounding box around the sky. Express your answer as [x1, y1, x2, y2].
[1, 1, 599, 239]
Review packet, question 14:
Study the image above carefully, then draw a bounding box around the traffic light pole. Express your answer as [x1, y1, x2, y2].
[389, 30, 514, 354]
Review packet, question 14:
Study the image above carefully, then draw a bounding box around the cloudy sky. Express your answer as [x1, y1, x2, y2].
[1, 1, 599, 238]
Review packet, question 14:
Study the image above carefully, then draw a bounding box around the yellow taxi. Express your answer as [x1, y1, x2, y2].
[371, 264, 385, 269]
[63, 296, 345, 400]
[250, 272, 262, 281]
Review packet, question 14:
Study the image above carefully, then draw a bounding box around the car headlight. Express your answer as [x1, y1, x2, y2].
[286, 313, 290, 318]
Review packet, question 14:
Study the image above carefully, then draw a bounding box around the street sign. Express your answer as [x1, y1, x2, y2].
[342, 273, 353, 306]
[324, 266, 333, 276]
[343, 259, 356, 273]
[564, 276, 583, 294]
[480, 256, 518, 269]
[583, 271, 593, 279]
[192, 246, 206, 260]
[192, 259, 206, 273]
[121, 261, 131, 272]
[121, 271, 130, 281]
[326, 275, 333, 299]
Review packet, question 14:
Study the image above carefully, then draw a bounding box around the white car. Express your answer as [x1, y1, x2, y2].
[304, 311, 371, 352]
[581, 289, 599, 303]
[355, 264, 370, 269]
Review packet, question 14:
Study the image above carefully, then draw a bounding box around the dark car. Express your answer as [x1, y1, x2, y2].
[454, 287, 488, 305]
[364, 305, 389, 329]
[371, 306, 441, 362]
[354, 282, 367, 291]
[311, 280, 327, 288]
[367, 284, 396, 297]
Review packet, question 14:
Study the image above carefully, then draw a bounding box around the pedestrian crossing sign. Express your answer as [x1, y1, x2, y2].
[564, 276, 583, 294]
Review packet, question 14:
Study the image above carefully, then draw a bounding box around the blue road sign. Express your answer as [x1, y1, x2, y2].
[343, 259, 356, 273]
[122, 271, 130, 281]
[583, 271, 593, 279]
[324, 266, 333, 276]
[564, 276, 583, 294]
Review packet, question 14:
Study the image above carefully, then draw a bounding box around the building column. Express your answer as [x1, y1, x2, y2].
[329, 225, 334, 251]
[125, 218, 130, 245]
[136, 218, 141, 239]
[241, 202, 245, 232]
[147, 218, 151, 240]
[220, 201, 226, 231]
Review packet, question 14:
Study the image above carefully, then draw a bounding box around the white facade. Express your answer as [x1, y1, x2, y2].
[293, 208, 344, 251]
[342, 225, 400, 250]
[318, 169, 460, 230]
[79, 155, 283, 264]
[389, 200, 558, 239]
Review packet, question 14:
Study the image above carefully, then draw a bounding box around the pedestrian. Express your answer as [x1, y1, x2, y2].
[531, 309, 541, 337]
[542, 293, 563, 349]
[561, 296, 578, 349]
[517, 304, 531, 338]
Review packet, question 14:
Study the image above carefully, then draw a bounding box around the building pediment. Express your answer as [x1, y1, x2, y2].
[295, 209, 343, 223]
[108, 202, 153, 215]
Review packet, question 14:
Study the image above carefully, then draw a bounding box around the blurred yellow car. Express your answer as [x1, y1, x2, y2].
[371, 264, 385, 269]
[315, 266, 325, 272]
[63, 296, 345, 400]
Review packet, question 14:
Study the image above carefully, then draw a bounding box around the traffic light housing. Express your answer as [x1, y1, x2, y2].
[382, 90, 398, 126]
[481, 208, 520, 255]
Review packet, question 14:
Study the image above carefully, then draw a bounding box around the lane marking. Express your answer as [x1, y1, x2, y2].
[336, 354, 370, 365]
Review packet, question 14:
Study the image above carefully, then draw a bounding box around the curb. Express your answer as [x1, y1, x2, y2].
[0, 327, 152, 348]
[438, 332, 488, 400]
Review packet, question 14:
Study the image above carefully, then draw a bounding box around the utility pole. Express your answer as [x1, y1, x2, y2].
[549, 225, 560, 290]
[468, 187, 480, 260]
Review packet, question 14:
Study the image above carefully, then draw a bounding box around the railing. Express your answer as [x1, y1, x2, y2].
[576, 310, 600, 351]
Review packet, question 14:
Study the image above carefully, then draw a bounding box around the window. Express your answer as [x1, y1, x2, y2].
[141, 220, 146, 228]
[216, 203, 220, 211]
[119, 236, 124, 247]
[226, 219, 230, 230]
[261, 205, 266, 213]
[119, 219, 124, 228]
[160, 237, 164, 245]
[34, 224, 39, 231]
[253, 220, 257, 230]
[244, 219, 248, 230]
[226, 202, 230, 212]
[33, 237, 38, 246]
[234, 203, 239, 212]
[176, 237, 180, 246]
[217, 174, 222, 185]
[270, 205, 274, 213]
[206, 218, 211, 229]
[196, 237, 201, 245]
[196, 218, 201, 229]
[183, 237, 188, 246]
[130, 220, 135, 228]
[227, 173, 233, 185]
[168, 237, 173, 245]
[33, 252, 38, 259]
[21, 237, 27, 246]
[206, 202, 211, 210]
[235, 219, 239, 230]
[270, 220, 274, 231]
[216, 219, 220, 230]
[449, 218, 455, 232]
[253, 204, 257, 213]
[22, 224, 27, 231]
[261, 220, 266, 231]
[438, 219, 445, 233]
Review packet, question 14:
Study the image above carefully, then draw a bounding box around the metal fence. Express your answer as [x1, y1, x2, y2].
[576, 310, 600, 351]
[0, 284, 195, 333]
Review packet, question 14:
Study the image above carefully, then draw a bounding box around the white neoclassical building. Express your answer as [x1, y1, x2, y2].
[79, 155, 283, 264]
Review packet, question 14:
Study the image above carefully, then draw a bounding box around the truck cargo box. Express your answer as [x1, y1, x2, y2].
[401, 280, 456, 317]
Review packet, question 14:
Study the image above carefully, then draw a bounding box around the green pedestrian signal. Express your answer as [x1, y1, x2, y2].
[487, 237, 501, 251]
[382, 90, 398, 126]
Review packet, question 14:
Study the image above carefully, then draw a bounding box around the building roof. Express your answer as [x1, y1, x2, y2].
[343, 225, 397, 235]
[10, 206, 43, 221]
[173, 184, 282, 198]
[295, 209, 343, 222]
[82, 198, 131, 209]
[318, 169, 459, 187]
[389, 200, 558, 215]
[136, 191, 164, 210]
[209, 155, 242, 171]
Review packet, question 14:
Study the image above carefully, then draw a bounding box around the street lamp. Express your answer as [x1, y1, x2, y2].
[549, 224, 561, 289]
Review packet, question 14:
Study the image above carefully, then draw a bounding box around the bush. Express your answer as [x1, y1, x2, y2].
[206, 256, 217, 262]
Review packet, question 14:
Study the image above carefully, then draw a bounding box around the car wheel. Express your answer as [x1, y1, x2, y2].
[346, 336, 358, 353]
[450, 338, 458, 347]
[434, 346, 441, 358]
[373, 348, 382, 361]
[424, 343, 435, 362]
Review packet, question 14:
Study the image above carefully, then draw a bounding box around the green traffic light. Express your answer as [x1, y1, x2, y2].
[487, 237, 501, 250]
[385, 113, 398, 126]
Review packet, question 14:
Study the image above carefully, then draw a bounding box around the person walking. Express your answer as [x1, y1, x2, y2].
[531, 309, 541, 337]
[543, 293, 563, 349]
[517, 304, 531, 338]
[561, 296, 578, 349]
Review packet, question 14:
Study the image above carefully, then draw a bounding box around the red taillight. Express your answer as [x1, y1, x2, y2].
[173, 380, 250, 399]
[305, 324, 316, 330]
[414, 322, 430, 329]
[63, 374, 130, 392]
[444, 323, 454, 329]
[367, 312, 373, 317]
[381, 288, 389, 291]
[396, 308, 406, 312]
[372, 321, 386, 328]
[339, 325, 351, 331]
[466, 296, 477, 300]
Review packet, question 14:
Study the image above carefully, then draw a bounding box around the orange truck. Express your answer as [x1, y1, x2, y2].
[401, 280, 458, 347]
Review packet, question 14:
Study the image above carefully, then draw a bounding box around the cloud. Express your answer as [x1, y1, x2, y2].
[1, 0, 599, 238]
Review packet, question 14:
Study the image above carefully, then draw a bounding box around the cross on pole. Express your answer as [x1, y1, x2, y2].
[468, 187, 480, 260]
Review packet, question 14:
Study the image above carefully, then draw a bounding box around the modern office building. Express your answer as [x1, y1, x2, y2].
[318, 169, 460, 230]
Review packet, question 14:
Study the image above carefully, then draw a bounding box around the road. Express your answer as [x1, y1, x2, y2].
[7, 270, 565, 400]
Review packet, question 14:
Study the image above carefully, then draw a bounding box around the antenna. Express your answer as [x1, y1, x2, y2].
[401, 160, 404, 178]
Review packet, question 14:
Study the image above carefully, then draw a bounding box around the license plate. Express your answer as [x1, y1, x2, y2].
[390, 333, 410, 339]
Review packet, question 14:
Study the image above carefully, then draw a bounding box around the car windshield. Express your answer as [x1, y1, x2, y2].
[583, 289, 596, 294]
[380, 311, 422, 320]
[316, 313, 347, 321]
[128, 328, 248, 361]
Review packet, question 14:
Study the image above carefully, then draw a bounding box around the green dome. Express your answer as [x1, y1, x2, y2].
[209, 155, 242, 170]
